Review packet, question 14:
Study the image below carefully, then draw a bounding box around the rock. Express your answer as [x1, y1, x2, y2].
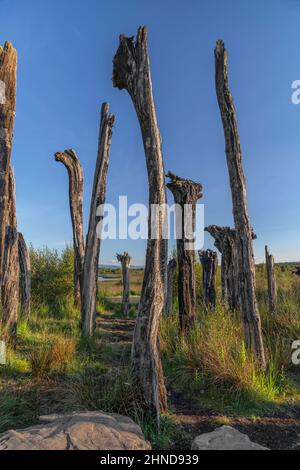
[191, 425, 269, 451]
[0, 411, 151, 450]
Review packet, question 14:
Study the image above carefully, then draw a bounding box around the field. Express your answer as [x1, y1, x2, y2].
[0, 249, 299, 449]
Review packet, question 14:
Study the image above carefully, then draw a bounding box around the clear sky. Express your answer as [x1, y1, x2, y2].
[1, 0, 300, 265]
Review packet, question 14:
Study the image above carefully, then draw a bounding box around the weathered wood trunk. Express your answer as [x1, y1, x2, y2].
[265, 245, 277, 314]
[205, 225, 239, 311]
[199, 249, 218, 309]
[215, 40, 266, 369]
[116, 252, 131, 317]
[165, 258, 177, 315]
[55, 149, 84, 309]
[81, 103, 114, 337]
[166, 172, 202, 333]
[113, 26, 168, 417]
[18, 232, 31, 318]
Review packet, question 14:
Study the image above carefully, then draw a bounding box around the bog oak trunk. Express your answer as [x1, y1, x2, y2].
[116, 252, 131, 317]
[199, 249, 218, 309]
[18, 232, 31, 318]
[215, 40, 266, 369]
[113, 26, 168, 417]
[265, 245, 277, 314]
[55, 149, 84, 309]
[81, 103, 114, 337]
[166, 172, 202, 333]
[165, 258, 177, 315]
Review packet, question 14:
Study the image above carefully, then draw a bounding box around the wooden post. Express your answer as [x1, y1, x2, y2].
[199, 249, 218, 309]
[265, 245, 277, 314]
[165, 258, 177, 315]
[215, 40, 266, 369]
[113, 26, 168, 417]
[18, 232, 31, 318]
[0, 42, 17, 282]
[55, 149, 84, 309]
[166, 172, 202, 333]
[81, 103, 114, 337]
[116, 252, 131, 317]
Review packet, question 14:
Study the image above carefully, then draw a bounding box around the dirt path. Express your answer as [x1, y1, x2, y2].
[97, 312, 300, 450]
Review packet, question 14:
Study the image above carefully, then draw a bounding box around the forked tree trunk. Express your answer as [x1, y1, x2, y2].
[215, 40, 266, 369]
[166, 172, 202, 333]
[81, 103, 114, 337]
[55, 149, 84, 309]
[199, 249, 218, 309]
[165, 258, 177, 315]
[116, 252, 131, 317]
[0, 42, 17, 282]
[113, 26, 168, 417]
[18, 232, 31, 318]
[265, 245, 277, 314]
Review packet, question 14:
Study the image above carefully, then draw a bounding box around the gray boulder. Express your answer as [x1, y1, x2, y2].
[191, 425, 269, 450]
[0, 411, 151, 450]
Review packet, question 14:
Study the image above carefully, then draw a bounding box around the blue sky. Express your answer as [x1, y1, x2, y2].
[1, 0, 300, 265]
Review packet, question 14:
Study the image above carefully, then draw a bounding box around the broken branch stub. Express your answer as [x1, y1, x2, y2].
[166, 172, 202, 333]
[116, 252, 131, 317]
[55, 149, 84, 309]
[81, 103, 115, 337]
[214, 40, 266, 369]
[113, 26, 168, 417]
[265, 246, 277, 314]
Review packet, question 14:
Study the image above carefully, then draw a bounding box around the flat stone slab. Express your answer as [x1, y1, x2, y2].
[191, 425, 269, 450]
[0, 411, 151, 450]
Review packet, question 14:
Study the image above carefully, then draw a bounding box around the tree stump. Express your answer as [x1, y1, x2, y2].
[113, 26, 168, 417]
[55, 149, 84, 309]
[215, 40, 266, 369]
[165, 258, 177, 315]
[199, 249, 218, 309]
[18, 232, 31, 318]
[81, 103, 115, 337]
[265, 246, 277, 314]
[166, 172, 202, 333]
[116, 252, 131, 317]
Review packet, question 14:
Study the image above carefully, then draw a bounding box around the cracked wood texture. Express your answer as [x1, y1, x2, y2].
[265, 245, 277, 314]
[116, 252, 131, 317]
[165, 258, 177, 315]
[55, 149, 84, 309]
[166, 172, 202, 333]
[18, 232, 31, 318]
[215, 40, 266, 369]
[0, 42, 17, 281]
[81, 103, 114, 337]
[113, 26, 167, 417]
[199, 249, 218, 309]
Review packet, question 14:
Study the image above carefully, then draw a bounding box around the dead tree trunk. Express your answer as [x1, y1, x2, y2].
[199, 249, 218, 309]
[165, 258, 177, 315]
[81, 103, 114, 337]
[113, 26, 168, 417]
[166, 172, 202, 333]
[0, 42, 17, 282]
[215, 40, 266, 369]
[18, 232, 31, 318]
[55, 149, 84, 309]
[265, 245, 277, 314]
[116, 252, 131, 317]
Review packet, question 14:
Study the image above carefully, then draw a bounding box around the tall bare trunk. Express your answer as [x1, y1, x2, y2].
[81, 103, 114, 337]
[165, 258, 177, 315]
[199, 249, 218, 309]
[166, 172, 202, 333]
[117, 252, 131, 317]
[0, 42, 17, 282]
[18, 232, 31, 318]
[55, 149, 84, 309]
[215, 40, 266, 369]
[265, 245, 277, 314]
[113, 26, 168, 417]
